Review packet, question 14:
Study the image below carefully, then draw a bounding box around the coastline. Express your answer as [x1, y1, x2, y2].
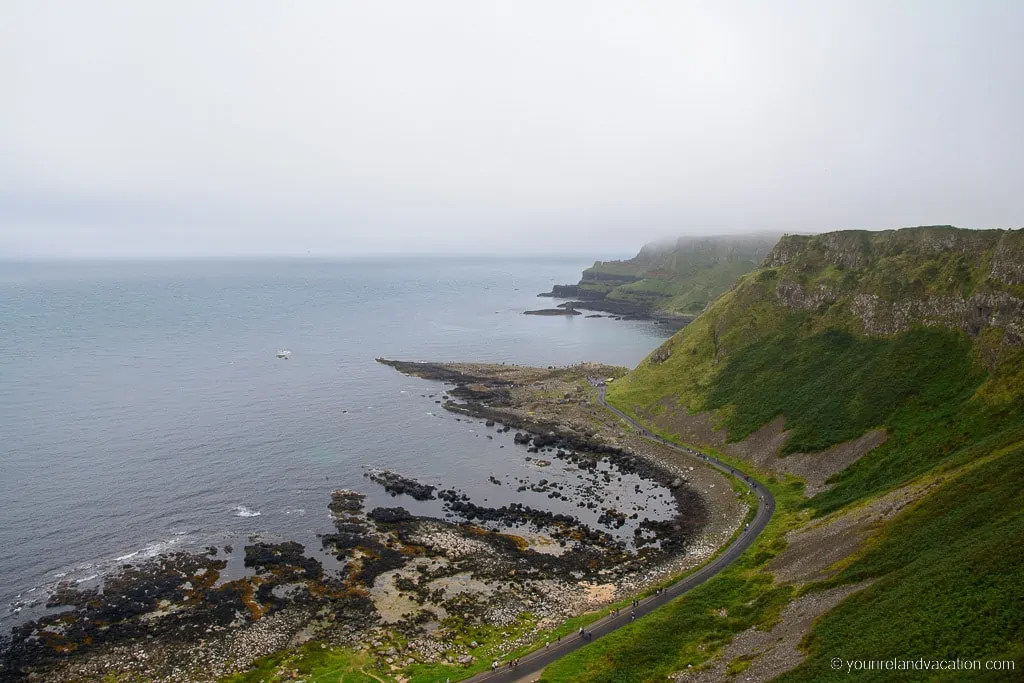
[2, 361, 748, 683]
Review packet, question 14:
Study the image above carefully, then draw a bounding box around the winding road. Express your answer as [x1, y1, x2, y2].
[467, 383, 776, 682]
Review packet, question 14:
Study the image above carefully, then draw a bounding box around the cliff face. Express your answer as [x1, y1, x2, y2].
[763, 226, 1024, 343]
[540, 233, 779, 317]
[765, 226, 1023, 277]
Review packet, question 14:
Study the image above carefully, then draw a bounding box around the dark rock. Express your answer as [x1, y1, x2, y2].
[244, 541, 323, 580]
[368, 470, 437, 501]
[368, 507, 413, 524]
[523, 308, 581, 316]
[329, 489, 366, 514]
[536, 284, 580, 298]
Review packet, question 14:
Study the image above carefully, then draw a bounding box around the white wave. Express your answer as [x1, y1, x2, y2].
[284, 508, 306, 516]
[8, 534, 209, 617]
[232, 505, 262, 518]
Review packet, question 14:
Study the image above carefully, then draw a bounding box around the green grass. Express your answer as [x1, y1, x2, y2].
[610, 292, 1024, 515]
[780, 441, 1024, 682]
[222, 643, 381, 683]
[698, 322, 1024, 515]
[706, 326, 983, 454]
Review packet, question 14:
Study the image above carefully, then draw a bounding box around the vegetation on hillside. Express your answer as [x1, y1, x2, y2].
[562, 226, 1024, 681]
[781, 440, 1024, 681]
[572, 234, 779, 316]
[611, 226, 1024, 513]
[543, 436, 1024, 682]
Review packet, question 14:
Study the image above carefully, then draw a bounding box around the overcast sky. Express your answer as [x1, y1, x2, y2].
[2, 1, 1022, 257]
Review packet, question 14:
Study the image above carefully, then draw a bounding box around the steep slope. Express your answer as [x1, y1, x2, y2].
[540, 234, 779, 319]
[545, 226, 1024, 682]
[610, 225, 1024, 512]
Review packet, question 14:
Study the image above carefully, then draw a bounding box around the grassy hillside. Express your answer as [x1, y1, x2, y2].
[548, 226, 1024, 681]
[568, 234, 779, 316]
[779, 442, 1024, 682]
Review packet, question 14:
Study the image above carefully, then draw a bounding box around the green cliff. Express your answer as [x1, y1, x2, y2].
[542, 234, 780, 318]
[546, 226, 1024, 682]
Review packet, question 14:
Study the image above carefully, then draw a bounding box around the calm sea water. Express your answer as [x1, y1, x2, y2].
[0, 258, 671, 626]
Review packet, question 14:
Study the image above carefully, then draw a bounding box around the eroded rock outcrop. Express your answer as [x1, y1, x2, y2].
[766, 226, 1024, 343]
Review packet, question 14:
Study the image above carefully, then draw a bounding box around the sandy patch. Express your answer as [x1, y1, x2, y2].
[580, 582, 617, 607]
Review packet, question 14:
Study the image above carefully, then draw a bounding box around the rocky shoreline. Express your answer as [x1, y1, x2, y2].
[536, 291, 692, 327]
[522, 308, 581, 316]
[1, 362, 747, 683]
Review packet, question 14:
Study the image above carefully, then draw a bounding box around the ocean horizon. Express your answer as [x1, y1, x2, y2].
[0, 257, 671, 628]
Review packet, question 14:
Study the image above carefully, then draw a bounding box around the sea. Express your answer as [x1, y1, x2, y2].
[0, 257, 673, 629]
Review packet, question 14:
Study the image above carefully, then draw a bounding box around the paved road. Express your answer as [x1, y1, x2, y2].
[467, 383, 776, 683]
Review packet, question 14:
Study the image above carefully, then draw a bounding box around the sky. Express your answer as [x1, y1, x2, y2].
[2, 1, 1022, 258]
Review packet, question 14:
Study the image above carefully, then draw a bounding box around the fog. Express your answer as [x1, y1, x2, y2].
[2, 1, 1022, 257]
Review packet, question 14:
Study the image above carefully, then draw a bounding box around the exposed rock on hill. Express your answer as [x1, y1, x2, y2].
[763, 226, 1024, 342]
